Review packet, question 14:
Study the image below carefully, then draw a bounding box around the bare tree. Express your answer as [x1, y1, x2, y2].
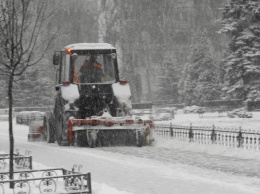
[0, 0, 58, 188]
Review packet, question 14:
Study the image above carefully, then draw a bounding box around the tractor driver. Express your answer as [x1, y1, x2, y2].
[79, 54, 103, 83]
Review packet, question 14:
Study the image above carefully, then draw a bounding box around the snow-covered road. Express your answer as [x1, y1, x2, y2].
[99, 146, 260, 178]
[1, 119, 260, 194]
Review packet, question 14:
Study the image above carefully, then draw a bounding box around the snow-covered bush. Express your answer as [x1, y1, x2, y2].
[227, 108, 253, 118]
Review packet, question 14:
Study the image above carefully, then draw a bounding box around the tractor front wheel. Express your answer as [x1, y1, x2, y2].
[136, 131, 144, 147]
[74, 130, 88, 147]
[87, 131, 96, 148]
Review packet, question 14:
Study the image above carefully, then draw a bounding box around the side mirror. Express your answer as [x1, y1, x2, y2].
[55, 85, 60, 91]
[111, 53, 117, 59]
[53, 51, 60, 66]
[71, 53, 78, 63]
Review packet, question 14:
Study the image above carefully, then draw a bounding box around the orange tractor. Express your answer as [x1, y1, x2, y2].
[40, 43, 153, 147]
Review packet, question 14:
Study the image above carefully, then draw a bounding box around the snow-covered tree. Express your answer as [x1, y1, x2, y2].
[179, 30, 221, 105]
[12, 59, 55, 107]
[219, 0, 260, 101]
[0, 0, 57, 186]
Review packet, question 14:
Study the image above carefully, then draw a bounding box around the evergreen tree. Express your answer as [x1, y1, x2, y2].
[156, 61, 179, 103]
[219, 0, 260, 101]
[180, 30, 221, 105]
[121, 53, 142, 103]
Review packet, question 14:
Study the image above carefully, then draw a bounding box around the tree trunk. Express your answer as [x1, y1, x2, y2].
[145, 46, 152, 101]
[8, 74, 14, 189]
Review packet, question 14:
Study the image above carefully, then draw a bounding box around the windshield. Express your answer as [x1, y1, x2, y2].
[72, 53, 115, 83]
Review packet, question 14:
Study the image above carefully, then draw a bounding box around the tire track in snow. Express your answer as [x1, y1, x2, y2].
[97, 146, 260, 178]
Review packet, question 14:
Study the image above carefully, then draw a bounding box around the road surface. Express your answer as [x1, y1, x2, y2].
[1, 122, 260, 194]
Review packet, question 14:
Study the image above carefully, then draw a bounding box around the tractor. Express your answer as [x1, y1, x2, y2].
[42, 43, 153, 147]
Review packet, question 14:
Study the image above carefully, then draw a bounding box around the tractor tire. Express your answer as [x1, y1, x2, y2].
[87, 131, 96, 148]
[54, 95, 71, 146]
[74, 130, 88, 147]
[44, 113, 55, 143]
[56, 112, 72, 146]
[136, 131, 144, 147]
[56, 113, 64, 145]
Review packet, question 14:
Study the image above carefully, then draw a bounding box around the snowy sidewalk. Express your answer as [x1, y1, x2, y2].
[1, 119, 260, 194]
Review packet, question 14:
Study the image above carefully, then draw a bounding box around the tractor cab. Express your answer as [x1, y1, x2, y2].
[53, 43, 131, 118]
[53, 43, 120, 85]
[38, 43, 154, 148]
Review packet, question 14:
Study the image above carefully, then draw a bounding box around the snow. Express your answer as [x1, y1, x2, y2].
[61, 84, 80, 111]
[112, 82, 132, 109]
[64, 43, 115, 50]
[60, 84, 80, 102]
[0, 152, 132, 194]
[167, 110, 260, 131]
[1, 111, 260, 193]
[112, 82, 131, 97]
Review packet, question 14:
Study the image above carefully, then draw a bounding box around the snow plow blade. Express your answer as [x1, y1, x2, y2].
[68, 117, 154, 148]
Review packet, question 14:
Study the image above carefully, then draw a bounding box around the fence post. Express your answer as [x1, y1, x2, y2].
[189, 123, 193, 142]
[29, 156, 32, 170]
[237, 126, 243, 148]
[88, 172, 92, 193]
[170, 122, 173, 137]
[211, 125, 216, 144]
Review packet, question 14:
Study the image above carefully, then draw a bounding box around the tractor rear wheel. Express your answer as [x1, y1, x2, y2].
[44, 113, 55, 143]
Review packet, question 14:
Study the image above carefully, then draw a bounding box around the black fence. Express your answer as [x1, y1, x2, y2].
[0, 167, 92, 194]
[154, 123, 260, 150]
[0, 154, 32, 171]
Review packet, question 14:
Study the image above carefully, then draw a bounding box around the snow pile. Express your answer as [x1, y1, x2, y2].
[0, 115, 8, 121]
[93, 183, 133, 194]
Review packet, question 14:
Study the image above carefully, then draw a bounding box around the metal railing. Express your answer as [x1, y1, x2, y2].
[0, 155, 32, 171]
[154, 123, 260, 150]
[0, 167, 92, 194]
[0, 149, 92, 194]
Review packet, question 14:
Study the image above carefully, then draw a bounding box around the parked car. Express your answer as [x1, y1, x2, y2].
[153, 108, 174, 121]
[131, 109, 153, 120]
[16, 111, 45, 125]
[227, 108, 253, 118]
[130, 109, 144, 116]
[183, 106, 205, 114]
